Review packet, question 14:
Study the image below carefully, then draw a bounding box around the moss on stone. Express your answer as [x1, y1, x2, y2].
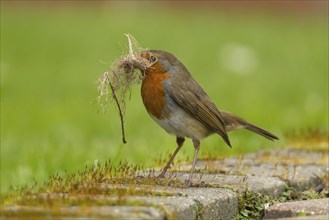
[1, 160, 182, 208]
[235, 190, 272, 219]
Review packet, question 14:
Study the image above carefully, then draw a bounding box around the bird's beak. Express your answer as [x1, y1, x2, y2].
[117, 51, 149, 78]
[131, 51, 152, 77]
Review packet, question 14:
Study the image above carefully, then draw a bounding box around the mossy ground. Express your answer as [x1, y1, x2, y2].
[1, 129, 327, 217]
[1, 159, 196, 211]
[2, 156, 327, 219]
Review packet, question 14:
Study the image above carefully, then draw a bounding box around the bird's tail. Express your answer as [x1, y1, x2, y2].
[220, 111, 279, 141]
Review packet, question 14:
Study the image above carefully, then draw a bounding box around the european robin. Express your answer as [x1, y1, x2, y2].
[137, 50, 278, 185]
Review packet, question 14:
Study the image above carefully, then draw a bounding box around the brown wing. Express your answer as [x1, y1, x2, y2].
[167, 75, 231, 147]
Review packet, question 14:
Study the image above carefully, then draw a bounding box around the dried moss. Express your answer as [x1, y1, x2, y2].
[97, 34, 150, 143]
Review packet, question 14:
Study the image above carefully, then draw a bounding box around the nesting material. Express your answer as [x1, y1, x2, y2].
[97, 34, 150, 143]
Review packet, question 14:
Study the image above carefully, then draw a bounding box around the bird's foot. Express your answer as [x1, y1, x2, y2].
[156, 172, 166, 179]
[135, 175, 145, 180]
[184, 179, 193, 187]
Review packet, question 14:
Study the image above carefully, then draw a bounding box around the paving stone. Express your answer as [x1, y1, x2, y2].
[123, 187, 239, 220]
[189, 162, 326, 191]
[263, 198, 329, 219]
[1, 184, 239, 220]
[6, 191, 197, 220]
[163, 171, 286, 198]
[177, 149, 328, 191]
[182, 187, 239, 220]
[130, 196, 198, 220]
[1, 205, 165, 219]
[86, 184, 239, 220]
[267, 215, 329, 220]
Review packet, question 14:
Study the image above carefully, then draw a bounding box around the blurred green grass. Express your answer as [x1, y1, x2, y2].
[1, 3, 328, 193]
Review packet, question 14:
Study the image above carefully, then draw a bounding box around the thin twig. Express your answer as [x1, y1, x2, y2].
[109, 81, 127, 144]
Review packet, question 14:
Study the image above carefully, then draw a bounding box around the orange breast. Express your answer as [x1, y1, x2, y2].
[141, 72, 172, 119]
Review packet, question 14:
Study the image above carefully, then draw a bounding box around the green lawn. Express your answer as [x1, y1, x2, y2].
[1, 3, 328, 193]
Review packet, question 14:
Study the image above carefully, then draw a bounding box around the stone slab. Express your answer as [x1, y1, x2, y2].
[1, 205, 165, 219]
[182, 187, 238, 220]
[1, 192, 196, 220]
[0, 184, 239, 220]
[176, 149, 328, 191]
[86, 184, 239, 220]
[161, 171, 286, 198]
[267, 215, 329, 220]
[129, 196, 198, 220]
[263, 198, 329, 219]
[99, 183, 239, 220]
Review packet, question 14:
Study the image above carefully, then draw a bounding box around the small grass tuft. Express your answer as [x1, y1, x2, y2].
[235, 190, 272, 220]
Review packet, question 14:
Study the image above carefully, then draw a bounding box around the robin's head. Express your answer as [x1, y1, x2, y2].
[138, 50, 184, 76]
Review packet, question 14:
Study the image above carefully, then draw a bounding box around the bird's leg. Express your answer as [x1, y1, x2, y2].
[158, 137, 185, 178]
[186, 139, 200, 186]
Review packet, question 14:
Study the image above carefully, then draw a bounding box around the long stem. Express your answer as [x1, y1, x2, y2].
[109, 81, 127, 144]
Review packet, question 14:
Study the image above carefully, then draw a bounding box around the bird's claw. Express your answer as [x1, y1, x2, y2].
[156, 173, 166, 179]
[184, 179, 193, 187]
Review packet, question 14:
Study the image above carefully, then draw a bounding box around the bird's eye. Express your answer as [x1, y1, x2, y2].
[148, 55, 157, 63]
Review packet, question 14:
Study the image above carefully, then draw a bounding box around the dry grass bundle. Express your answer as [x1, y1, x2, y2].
[97, 34, 150, 143]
